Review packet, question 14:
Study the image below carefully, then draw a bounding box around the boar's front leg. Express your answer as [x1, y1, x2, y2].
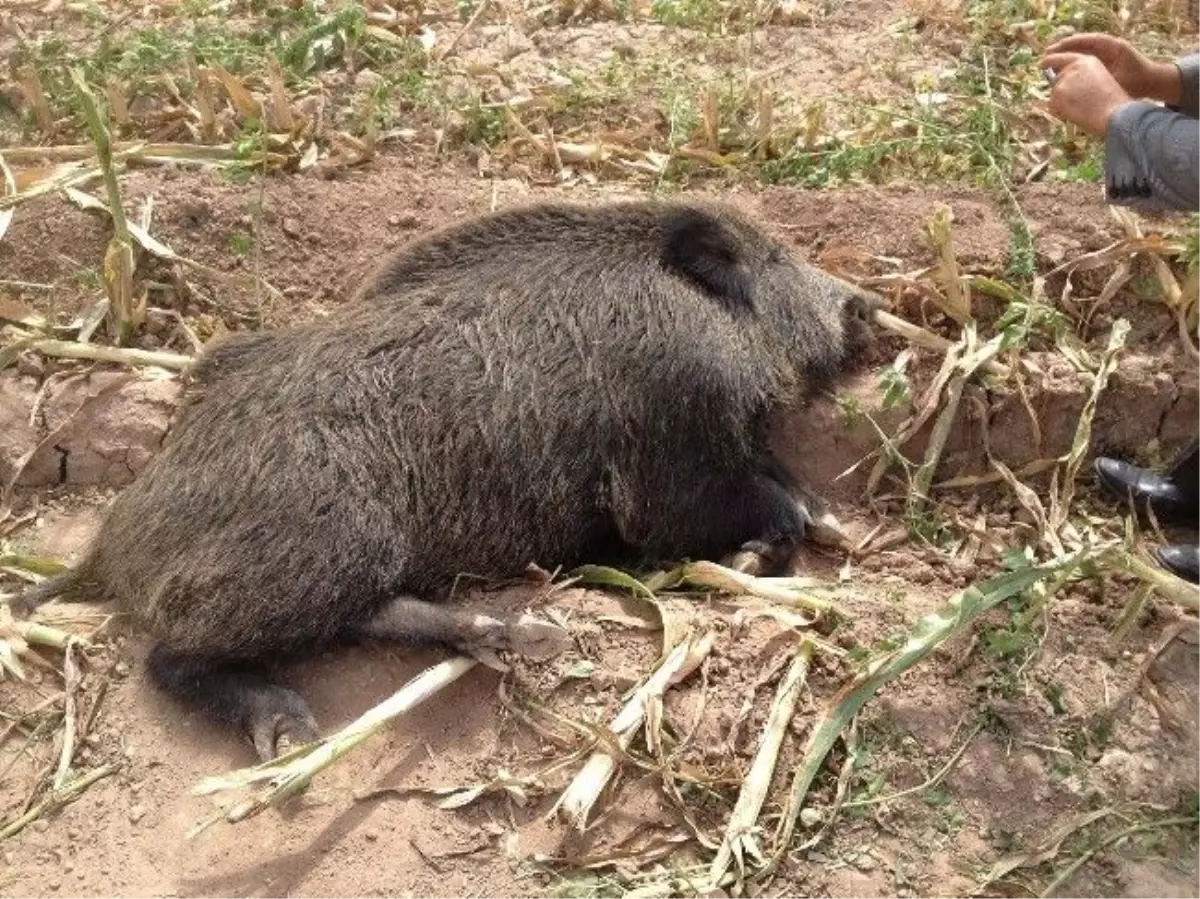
[616, 457, 812, 576]
[716, 472, 813, 576]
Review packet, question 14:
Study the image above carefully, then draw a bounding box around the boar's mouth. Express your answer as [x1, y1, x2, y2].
[839, 286, 885, 364]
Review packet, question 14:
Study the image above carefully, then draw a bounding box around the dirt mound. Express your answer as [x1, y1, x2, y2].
[0, 371, 179, 491]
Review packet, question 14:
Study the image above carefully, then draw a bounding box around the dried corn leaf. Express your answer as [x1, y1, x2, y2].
[63, 187, 280, 301]
[209, 64, 262, 121]
[1051, 235, 1170, 286]
[570, 564, 681, 657]
[867, 334, 962, 494]
[105, 77, 131, 128]
[101, 236, 138, 337]
[924, 203, 970, 324]
[358, 768, 545, 810]
[0, 160, 104, 212]
[366, 23, 416, 44]
[188, 56, 219, 142]
[675, 146, 742, 167]
[755, 87, 774, 160]
[0, 142, 259, 171]
[0, 152, 14, 241]
[978, 806, 1118, 889]
[74, 297, 110, 348]
[710, 639, 814, 884]
[702, 87, 719, 150]
[266, 55, 295, 133]
[533, 830, 693, 872]
[730, 599, 818, 632]
[909, 327, 1005, 517]
[992, 458, 1059, 555]
[1048, 319, 1129, 538]
[802, 100, 826, 150]
[17, 66, 55, 136]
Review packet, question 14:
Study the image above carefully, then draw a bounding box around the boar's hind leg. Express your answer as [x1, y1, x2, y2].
[147, 644, 319, 762]
[354, 597, 552, 670]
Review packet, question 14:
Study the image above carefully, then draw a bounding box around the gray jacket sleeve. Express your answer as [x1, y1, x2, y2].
[1103, 54, 1199, 212]
[1175, 53, 1199, 118]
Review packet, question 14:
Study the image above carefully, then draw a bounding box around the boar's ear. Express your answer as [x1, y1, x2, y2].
[660, 208, 756, 314]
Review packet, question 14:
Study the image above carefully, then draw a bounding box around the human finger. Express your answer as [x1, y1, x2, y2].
[1038, 51, 1092, 73]
[1043, 33, 1121, 57]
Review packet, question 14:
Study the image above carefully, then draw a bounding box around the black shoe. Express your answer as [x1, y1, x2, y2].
[1094, 457, 1196, 528]
[1157, 544, 1200, 584]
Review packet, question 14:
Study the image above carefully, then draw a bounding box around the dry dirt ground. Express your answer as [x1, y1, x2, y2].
[2, 1, 1199, 898]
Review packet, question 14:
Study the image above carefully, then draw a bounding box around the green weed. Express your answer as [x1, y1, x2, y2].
[227, 234, 253, 255]
[878, 357, 913, 410]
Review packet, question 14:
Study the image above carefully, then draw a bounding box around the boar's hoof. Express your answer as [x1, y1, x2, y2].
[506, 614, 571, 661]
[722, 539, 791, 576]
[462, 613, 570, 671]
[248, 686, 320, 762]
[462, 614, 515, 672]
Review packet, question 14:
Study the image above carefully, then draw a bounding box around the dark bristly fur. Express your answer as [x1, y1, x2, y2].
[12, 198, 880, 760]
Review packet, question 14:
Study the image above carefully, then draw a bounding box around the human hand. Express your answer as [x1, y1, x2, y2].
[1041, 33, 1182, 103]
[1038, 52, 1132, 137]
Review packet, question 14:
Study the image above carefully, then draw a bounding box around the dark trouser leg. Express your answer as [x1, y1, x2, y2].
[146, 644, 319, 762]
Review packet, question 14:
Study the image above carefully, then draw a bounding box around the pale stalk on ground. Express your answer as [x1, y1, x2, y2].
[709, 638, 814, 884]
[52, 638, 83, 789]
[666, 561, 840, 616]
[0, 764, 119, 842]
[28, 339, 191, 371]
[872, 309, 1010, 378]
[1109, 548, 1199, 611]
[550, 631, 713, 830]
[190, 656, 479, 833]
